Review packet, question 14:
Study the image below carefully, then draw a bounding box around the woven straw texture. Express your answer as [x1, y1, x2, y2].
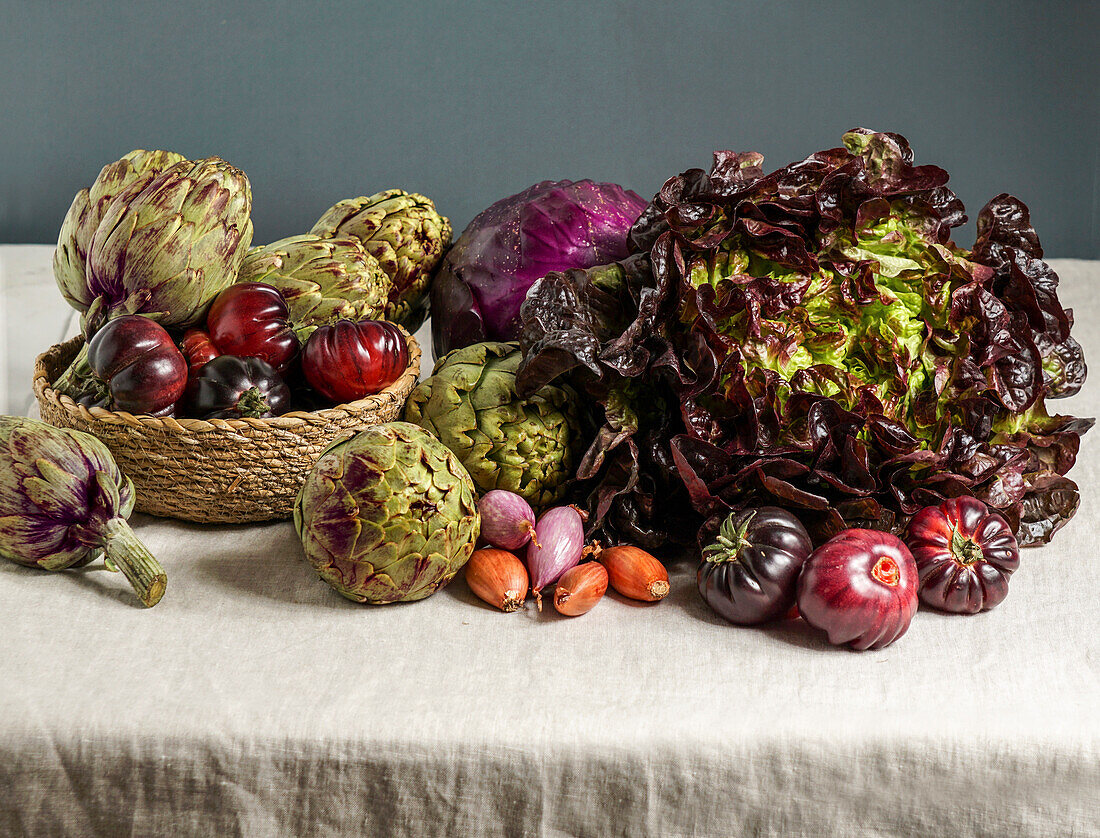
[33, 333, 421, 523]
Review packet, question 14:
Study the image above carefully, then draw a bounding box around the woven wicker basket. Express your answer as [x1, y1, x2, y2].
[33, 332, 421, 523]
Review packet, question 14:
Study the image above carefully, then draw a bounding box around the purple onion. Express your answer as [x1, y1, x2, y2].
[478, 490, 539, 551]
[527, 506, 586, 610]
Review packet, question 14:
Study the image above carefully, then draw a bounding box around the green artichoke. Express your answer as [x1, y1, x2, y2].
[0, 416, 166, 607]
[294, 422, 480, 604]
[237, 234, 390, 336]
[53, 149, 188, 313]
[311, 189, 451, 330]
[403, 342, 579, 508]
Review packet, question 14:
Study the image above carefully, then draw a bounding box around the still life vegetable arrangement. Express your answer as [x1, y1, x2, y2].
[5, 130, 1089, 645]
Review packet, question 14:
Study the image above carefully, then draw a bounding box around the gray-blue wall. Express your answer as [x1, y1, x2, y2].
[2, 0, 1097, 256]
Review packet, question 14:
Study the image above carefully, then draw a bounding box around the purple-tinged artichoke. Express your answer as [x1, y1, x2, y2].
[85, 156, 254, 329]
[311, 189, 451, 331]
[0, 416, 166, 607]
[430, 179, 648, 358]
[53, 149, 188, 312]
[294, 422, 480, 604]
[52, 156, 254, 396]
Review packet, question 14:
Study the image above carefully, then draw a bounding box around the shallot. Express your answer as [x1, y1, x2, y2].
[597, 545, 670, 602]
[465, 548, 529, 612]
[553, 563, 608, 617]
[526, 505, 587, 610]
[478, 490, 539, 551]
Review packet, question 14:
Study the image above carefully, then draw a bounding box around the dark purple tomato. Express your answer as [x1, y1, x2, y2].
[697, 506, 813, 625]
[183, 355, 291, 419]
[86, 315, 188, 415]
[796, 529, 918, 651]
[905, 496, 1019, 614]
[206, 282, 299, 372]
[301, 319, 408, 404]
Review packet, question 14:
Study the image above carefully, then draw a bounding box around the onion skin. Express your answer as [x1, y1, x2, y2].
[526, 506, 585, 609]
[905, 496, 1019, 614]
[479, 490, 539, 551]
[465, 548, 529, 612]
[599, 545, 669, 602]
[796, 529, 918, 651]
[554, 562, 608, 616]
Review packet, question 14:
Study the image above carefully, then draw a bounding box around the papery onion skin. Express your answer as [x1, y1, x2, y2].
[906, 496, 1019, 614]
[796, 529, 918, 651]
[554, 562, 608, 616]
[479, 490, 538, 551]
[526, 506, 586, 606]
[598, 545, 670, 602]
[465, 548, 529, 612]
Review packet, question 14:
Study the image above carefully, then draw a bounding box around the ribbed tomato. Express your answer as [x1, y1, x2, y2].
[86, 315, 188, 415]
[301, 319, 408, 404]
[206, 282, 299, 372]
[796, 529, 918, 651]
[180, 328, 221, 376]
[183, 355, 290, 419]
[905, 496, 1019, 614]
[697, 506, 813, 625]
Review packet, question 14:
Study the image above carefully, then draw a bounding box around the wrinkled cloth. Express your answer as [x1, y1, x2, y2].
[0, 249, 1098, 836]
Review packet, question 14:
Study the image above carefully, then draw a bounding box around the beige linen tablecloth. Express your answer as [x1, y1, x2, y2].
[1, 247, 1098, 837]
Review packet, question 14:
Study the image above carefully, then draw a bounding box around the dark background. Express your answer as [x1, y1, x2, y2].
[1, 0, 1097, 255]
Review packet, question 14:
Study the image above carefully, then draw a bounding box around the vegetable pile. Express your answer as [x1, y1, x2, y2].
[19, 130, 1090, 629]
[517, 129, 1092, 549]
[50, 150, 446, 420]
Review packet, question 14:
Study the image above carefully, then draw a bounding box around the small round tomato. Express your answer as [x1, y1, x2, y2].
[180, 328, 221, 377]
[301, 319, 408, 404]
[207, 282, 299, 372]
[905, 496, 1019, 614]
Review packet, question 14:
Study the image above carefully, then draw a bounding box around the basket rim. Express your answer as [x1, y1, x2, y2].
[33, 328, 422, 434]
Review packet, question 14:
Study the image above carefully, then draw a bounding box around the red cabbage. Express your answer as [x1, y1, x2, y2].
[430, 180, 648, 358]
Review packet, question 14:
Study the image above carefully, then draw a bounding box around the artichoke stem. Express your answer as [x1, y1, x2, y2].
[51, 343, 94, 398]
[101, 517, 167, 607]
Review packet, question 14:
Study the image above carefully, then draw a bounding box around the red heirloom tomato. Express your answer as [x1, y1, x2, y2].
[796, 529, 918, 651]
[180, 328, 221, 376]
[301, 319, 408, 404]
[697, 507, 814, 625]
[905, 496, 1019, 614]
[86, 315, 188, 415]
[206, 282, 299, 372]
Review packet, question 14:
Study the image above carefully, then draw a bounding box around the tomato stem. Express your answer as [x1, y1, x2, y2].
[950, 528, 984, 566]
[871, 555, 900, 586]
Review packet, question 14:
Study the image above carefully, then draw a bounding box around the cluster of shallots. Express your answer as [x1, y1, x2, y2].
[465, 490, 670, 617]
